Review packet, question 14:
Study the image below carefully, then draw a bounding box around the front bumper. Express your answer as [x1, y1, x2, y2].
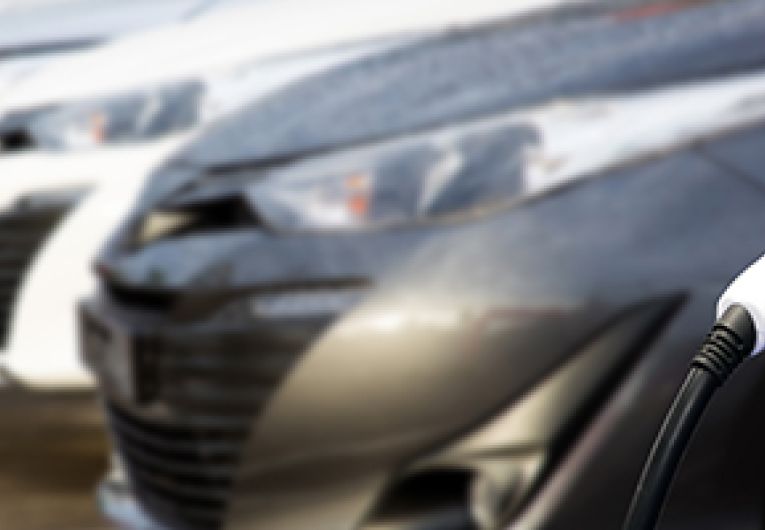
[82, 290, 335, 530]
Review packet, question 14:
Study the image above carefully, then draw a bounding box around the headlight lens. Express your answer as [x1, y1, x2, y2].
[159, 71, 765, 234]
[244, 124, 538, 231]
[24, 81, 205, 149]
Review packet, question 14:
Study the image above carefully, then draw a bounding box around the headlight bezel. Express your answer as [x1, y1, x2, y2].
[230, 118, 543, 234]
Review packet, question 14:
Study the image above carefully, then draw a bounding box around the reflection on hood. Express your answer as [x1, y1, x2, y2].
[174, 0, 765, 170]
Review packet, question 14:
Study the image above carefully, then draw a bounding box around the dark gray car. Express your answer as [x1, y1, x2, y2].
[82, 1, 765, 528]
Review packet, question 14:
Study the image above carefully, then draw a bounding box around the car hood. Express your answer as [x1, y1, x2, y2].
[0, 0, 575, 112]
[119, 0, 765, 216]
[171, 0, 765, 170]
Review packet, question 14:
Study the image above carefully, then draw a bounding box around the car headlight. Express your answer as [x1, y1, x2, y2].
[243, 123, 540, 232]
[156, 70, 765, 235]
[22, 80, 205, 149]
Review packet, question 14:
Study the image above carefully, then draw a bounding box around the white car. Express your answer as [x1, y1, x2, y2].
[0, 0, 253, 101]
[0, 0, 218, 51]
[0, 0, 574, 390]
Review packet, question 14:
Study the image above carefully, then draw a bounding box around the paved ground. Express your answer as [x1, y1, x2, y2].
[0, 388, 116, 530]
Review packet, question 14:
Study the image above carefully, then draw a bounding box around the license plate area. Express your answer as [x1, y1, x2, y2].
[80, 309, 160, 405]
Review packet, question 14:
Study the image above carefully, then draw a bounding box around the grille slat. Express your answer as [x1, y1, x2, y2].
[109, 410, 240, 457]
[119, 439, 236, 476]
[124, 464, 230, 504]
[160, 398, 265, 417]
[163, 414, 254, 431]
[161, 378, 272, 415]
[108, 397, 254, 432]
[108, 403, 246, 440]
[116, 434, 238, 479]
[161, 353, 295, 386]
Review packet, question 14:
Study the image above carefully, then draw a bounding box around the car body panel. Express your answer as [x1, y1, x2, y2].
[173, 0, 765, 169]
[90, 117, 765, 529]
[84, 1, 765, 529]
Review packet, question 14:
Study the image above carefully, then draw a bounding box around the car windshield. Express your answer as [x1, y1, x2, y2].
[177, 0, 765, 170]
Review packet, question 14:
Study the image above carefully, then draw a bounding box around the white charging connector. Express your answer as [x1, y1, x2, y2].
[717, 253, 765, 356]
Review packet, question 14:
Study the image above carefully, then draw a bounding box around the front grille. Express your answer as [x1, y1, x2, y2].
[0, 204, 72, 345]
[107, 402, 246, 530]
[105, 319, 328, 530]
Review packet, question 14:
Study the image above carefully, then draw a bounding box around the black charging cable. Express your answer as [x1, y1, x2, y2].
[622, 304, 756, 530]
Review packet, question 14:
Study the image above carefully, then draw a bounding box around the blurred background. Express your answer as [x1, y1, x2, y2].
[3, 1, 765, 529]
